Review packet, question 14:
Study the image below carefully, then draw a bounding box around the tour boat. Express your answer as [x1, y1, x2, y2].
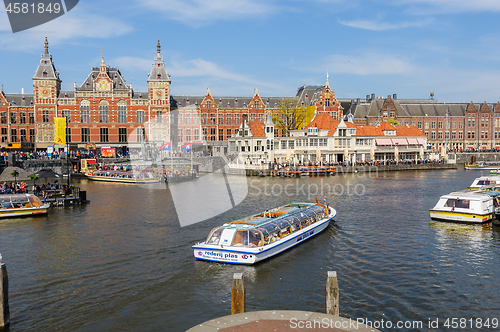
[466, 161, 500, 170]
[0, 194, 50, 218]
[193, 202, 337, 264]
[87, 170, 159, 184]
[468, 175, 500, 189]
[277, 166, 336, 177]
[429, 189, 500, 223]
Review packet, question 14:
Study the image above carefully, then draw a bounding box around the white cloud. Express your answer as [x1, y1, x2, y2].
[137, 0, 275, 25]
[0, 6, 133, 52]
[320, 53, 414, 75]
[113, 55, 283, 91]
[338, 18, 432, 31]
[399, 0, 500, 13]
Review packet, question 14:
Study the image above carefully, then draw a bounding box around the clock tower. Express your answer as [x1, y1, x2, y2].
[147, 40, 171, 143]
[32, 37, 62, 148]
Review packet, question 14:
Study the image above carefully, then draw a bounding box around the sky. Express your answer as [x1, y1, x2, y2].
[0, 0, 499, 103]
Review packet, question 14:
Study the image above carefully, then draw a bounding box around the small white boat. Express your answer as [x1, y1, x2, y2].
[468, 175, 500, 189]
[0, 194, 50, 218]
[87, 170, 159, 184]
[192, 202, 337, 265]
[466, 161, 500, 170]
[429, 190, 500, 223]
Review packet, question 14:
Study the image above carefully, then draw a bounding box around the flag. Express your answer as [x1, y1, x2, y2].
[452, 202, 455, 211]
[181, 143, 192, 151]
[159, 142, 171, 151]
[54, 117, 66, 145]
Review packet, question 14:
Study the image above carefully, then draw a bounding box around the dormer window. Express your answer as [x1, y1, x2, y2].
[157, 63, 160, 67]
[139, 95, 142, 99]
[157, 74, 161, 79]
[307, 127, 318, 136]
[42, 71, 47, 77]
[44, 61, 47, 64]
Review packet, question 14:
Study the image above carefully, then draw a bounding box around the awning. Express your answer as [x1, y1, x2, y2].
[417, 138, 426, 145]
[407, 138, 419, 145]
[86, 160, 97, 164]
[391, 138, 408, 146]
[375, 138, 393, 146]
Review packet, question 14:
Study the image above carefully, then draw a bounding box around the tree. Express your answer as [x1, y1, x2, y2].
[386, 118, 400, 126]
[272, 98, 307, 137]
[29, 174, 39, 186]
[10, 170, 19, 183]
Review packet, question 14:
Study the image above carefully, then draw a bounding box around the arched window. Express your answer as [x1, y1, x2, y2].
[99, 100, 109, 123]
[80, 100, 90, 123]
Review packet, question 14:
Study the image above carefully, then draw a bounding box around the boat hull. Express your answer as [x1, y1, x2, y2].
[193, 207, 336, 265]
[87, 175, 159, 184]
[429, 210, 493, 223]
[0, 205, 49, 218]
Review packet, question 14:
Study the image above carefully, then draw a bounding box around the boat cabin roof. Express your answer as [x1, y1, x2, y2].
[223, 203, 325, 230]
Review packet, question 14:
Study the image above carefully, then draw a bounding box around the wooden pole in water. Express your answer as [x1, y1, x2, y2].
[326, 271, 339, 316]
[0, 258, 10, 328]
[231, 273, 245, 315]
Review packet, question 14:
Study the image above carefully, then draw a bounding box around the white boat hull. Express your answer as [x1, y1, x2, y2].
[193, 207, 336, 265]
[429, 210, 493, 223]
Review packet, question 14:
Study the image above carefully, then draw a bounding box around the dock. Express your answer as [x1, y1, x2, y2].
[187, 272, 381, 332]
[37, 187, 88, 207]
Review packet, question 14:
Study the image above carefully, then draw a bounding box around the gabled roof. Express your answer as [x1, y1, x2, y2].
[395, 126, 426, 137]
[378, 121, 395, 130]
[354, 125, 385, 137]
[77, 63, 128, 92]
[306, 112, 339, 130]
[4, 93, 34, 107]
[247, 121, 266, 137]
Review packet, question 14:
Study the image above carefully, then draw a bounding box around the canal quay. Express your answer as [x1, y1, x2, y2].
[0, 168, 500, 331]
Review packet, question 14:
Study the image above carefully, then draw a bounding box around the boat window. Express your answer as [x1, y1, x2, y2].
[445, 199, 470, 209]
[296, 212, 309, 228]
[206, 227, 223, 245]
[257, 227, 271, 245]
[276, 219, 292, 237]
[285, 215, 301, 233]
[28, 195, 43, 207]
[260, 223, 281, 243]
[249, 229, 263, 247]
[1, 202, 13, 209]
[231, 229, 249, 247]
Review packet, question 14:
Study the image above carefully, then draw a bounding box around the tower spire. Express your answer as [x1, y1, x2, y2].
[44, 37, 49, 55]
[326, 72, 330, 88]
[157, 40, 161, 58]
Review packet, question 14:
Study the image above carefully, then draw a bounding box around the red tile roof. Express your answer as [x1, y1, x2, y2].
[247, 121, 266, 137]
[394, 126, 426, 137]
[378, 121, 395, 130]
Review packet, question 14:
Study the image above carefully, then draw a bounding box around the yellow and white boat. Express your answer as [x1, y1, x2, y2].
[0, 194, 49, 218]
[468, 175, 500, 189]
[430, 190, 500, 223]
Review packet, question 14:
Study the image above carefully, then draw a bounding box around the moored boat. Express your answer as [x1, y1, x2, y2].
[0, 194, 50, 218]
[87, 170, 159, 184]
[193, 202, 337, 264]
[468, 175, 500, 189]
[466, 161, 500, 170]
[277, 166, 336, 177]
[429, 189, 500, 223]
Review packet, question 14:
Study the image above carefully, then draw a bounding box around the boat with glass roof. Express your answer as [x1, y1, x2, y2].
[0, 194, 50, 218]
[87, 170, 159, 184]
[468, 175, 500, 189]
[192, 202, 337, 264]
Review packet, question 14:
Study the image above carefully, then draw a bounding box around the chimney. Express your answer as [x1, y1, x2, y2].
[393, 93, 397, 100]
[357, 98, 360, 104]
[366, 95, 370, 101]
[371, 93, 375, 100]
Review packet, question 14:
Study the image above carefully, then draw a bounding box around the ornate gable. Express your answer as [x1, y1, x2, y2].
[248, 89, 265, 111]
[479, 101, 491, 113]
[314, 74, 342, 120]
[381, 95, 397, 118]
[466, 101, 477, 113]
[200, 88, 217, 111]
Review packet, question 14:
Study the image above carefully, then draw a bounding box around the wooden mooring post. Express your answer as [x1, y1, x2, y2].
[326, 271, 339, 316]
[231, 273, 245, 315]
[0, 256, 10, 329]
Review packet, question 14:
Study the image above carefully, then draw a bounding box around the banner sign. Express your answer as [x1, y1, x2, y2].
[54, 117, 66, 145]
[101, 147, 116, 158]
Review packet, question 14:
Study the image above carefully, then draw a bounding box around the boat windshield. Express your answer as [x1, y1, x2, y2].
[231, 229, 249, 247]
[28, 195, 43, 207]
[248, 229, 263, 247]
[206, 227, 223, 245]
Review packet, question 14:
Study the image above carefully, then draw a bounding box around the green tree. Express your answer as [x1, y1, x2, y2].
[29, 174, 39, 187]
[10, 170, 19, 183]
[387, 118, 400, 126]
[272, 98, 307, 137]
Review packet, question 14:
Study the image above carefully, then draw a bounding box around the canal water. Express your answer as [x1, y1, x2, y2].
[1, 168, 500, 331]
